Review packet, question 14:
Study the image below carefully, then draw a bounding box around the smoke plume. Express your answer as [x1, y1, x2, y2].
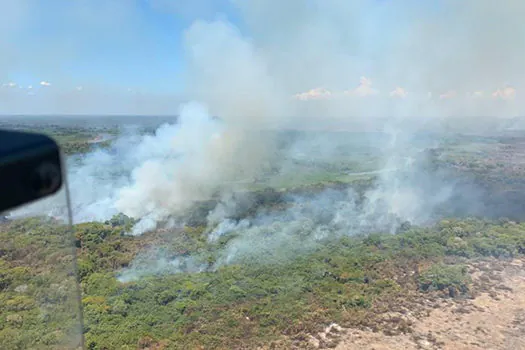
[117, 0, 524, 227]
[10, 1, 525, 278]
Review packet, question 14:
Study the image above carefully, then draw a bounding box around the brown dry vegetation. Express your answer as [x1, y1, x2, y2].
[319, 258, 525, 350]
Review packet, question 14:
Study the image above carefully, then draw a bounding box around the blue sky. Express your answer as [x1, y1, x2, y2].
[4, 0, 409, 94]
[0, 0, 452, 115]
[4, 0, 519, 116]
[2, 0, 242, 94]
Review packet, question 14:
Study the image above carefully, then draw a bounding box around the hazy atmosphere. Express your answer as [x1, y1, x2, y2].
[1, 0, 523, 119]
[2, 1, 525, 349]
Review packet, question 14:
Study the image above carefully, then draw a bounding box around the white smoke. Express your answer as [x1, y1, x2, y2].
[136, 0, 524, 233]
[117, 249, 209, 283]
[117, 140, 458, 280]
[11, 102, 224, 226]
[115, 103, 222, 223]
[10, 100, 272, 234]
[11, 1, 525, 279]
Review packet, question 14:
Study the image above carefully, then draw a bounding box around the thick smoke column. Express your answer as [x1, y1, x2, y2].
[114, 102, 276, 233]
[112, 0, 525, 232]
[115, 103, 223, 220]
[24, 1, 525, 222]
[11, 101, 272, 233]
[12, 1, 525, 278]
[113, 1, 525, 280]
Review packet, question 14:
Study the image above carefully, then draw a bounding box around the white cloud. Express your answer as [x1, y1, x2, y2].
[40, 81, 51, 87]
[492, 86, 516, 100]
[292, 83, 519, 103]
[76, 86, 83, 91]
[344, 77, 379, 97]
[294, 77, 380, 101]
[293, 87, 332, 101]
[390, 87, 408, 98]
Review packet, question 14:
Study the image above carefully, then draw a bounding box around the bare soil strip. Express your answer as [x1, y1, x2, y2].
[318, 258, 525, 350]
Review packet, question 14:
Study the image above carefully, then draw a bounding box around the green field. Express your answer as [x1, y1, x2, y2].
[2, 214, 525, 349]
[2, 122, 525, 349]
[0, 122, 116, 155]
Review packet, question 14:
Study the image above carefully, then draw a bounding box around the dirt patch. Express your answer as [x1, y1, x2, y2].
[318, 258, 525, 350]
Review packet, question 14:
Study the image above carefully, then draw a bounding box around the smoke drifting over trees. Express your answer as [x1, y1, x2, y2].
[8, 0, 525, 277]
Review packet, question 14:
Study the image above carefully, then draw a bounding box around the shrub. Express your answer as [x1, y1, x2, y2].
[418, 264, 471, 296]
